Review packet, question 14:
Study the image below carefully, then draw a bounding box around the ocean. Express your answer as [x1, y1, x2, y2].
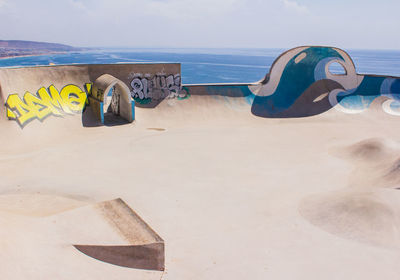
[0, 48, 399, 84]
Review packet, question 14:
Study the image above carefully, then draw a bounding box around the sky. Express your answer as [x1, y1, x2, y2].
[0, 0, 399, 50]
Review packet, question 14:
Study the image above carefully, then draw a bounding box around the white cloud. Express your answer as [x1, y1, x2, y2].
[100, 0, 240, 21]
[0, 0, 7, 8]
[0, 0, 399, 49]
[70, 0, 87, 10]
[282, 0, 309, 14]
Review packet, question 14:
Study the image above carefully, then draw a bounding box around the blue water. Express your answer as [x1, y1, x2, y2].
[0, 48, 399, 84]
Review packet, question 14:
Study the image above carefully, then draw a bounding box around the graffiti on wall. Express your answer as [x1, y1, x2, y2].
[129, 73, 188, 100]
[6, 83, 91, 127]
[109, 86, 120, 115]
[248, 46, 400, 117]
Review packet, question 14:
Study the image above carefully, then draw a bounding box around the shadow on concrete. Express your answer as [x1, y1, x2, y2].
[81, 106, 131, 127]
[74, 243, 165, 271]
[133, 98, 165, 109]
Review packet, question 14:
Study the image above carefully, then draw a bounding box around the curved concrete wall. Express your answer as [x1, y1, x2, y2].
[184, 46, 400, 118]
[0, 63, 180, 127]
[1, 46, 400, 128]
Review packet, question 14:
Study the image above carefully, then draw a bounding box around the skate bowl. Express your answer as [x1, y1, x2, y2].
[1, 46, 400, 279]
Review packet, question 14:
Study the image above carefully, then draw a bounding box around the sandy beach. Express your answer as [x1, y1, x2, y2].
[0, 51, 68, 60]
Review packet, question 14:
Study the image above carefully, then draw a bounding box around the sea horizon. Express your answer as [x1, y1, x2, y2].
[0, 47, 399, 84]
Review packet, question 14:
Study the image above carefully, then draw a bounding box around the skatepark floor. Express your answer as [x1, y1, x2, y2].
[1, 95, 400, 279]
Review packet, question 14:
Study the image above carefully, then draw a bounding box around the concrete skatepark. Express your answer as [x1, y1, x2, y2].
[1, 46, 400, 279]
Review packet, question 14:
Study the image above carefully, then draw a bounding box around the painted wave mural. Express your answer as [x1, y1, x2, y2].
[2, 45, 400, 128]
[247, 46, 400, 117]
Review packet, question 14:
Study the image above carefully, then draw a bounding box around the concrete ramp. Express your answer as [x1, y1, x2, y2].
[71, 199, 164, 271]
[2, 46, 400, 279]
[0, 63, 181, 127]
[183, 46, 400, 119]
[1, 46, 400, 128]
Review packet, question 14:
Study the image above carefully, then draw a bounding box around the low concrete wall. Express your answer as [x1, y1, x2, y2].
[2, 46, 400, 128]
[185, 46, 400, 118]
[0, 63, 180, 126]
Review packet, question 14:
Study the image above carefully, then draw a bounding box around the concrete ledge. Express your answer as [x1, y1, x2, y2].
[72, 198, 164, 271]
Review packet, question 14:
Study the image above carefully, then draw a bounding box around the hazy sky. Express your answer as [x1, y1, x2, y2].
[0, 0, 399, 50]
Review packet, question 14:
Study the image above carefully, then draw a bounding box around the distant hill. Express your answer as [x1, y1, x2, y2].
[0, 40, 85, 58]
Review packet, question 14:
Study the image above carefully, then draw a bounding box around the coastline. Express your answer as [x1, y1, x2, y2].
[0, 51, 68, 60]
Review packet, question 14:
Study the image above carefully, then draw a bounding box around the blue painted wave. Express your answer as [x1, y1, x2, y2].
[252, 47, 344, 114]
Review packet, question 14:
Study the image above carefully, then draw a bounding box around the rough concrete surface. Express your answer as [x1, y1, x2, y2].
[1, 97, 400, 279]
[1, 46, 400, 279]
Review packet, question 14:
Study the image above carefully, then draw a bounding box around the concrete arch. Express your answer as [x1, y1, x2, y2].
[90, 74, 135, 124]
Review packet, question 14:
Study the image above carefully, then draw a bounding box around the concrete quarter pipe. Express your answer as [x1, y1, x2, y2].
[2, 46, 400, 127]
[1, 46, 400, 279]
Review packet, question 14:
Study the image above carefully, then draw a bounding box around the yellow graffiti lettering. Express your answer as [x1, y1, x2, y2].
[5, 84, 90, 127]
[6, 107, 16, 119]
[6, 94, 38, 126]
[59, 85, 87, 112]
[24, 91, 55, 121]
[38, 86, 72, 115]
[84, 83, 92, 105]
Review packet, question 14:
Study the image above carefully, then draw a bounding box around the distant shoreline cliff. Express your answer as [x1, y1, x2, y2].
[0, 40, 87, 59]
